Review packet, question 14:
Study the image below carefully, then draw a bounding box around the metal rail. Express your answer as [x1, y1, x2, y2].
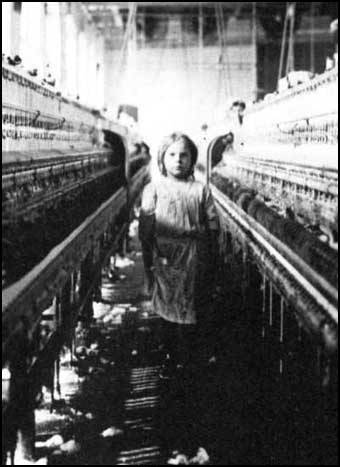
[2, 166, 118, 219]
[2, 150, 111, 175]
[248, 68, 338, 113]
[2, 148, 112, 169]
[277, 111, 338, 128]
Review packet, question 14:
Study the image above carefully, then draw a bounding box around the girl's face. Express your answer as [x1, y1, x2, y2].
[163, 139, 193, 179]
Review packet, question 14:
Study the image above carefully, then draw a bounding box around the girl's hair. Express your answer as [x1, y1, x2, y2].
[157, 132, 198, 177]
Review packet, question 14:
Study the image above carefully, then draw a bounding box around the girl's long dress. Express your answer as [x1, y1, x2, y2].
[140, 176, 219, 325]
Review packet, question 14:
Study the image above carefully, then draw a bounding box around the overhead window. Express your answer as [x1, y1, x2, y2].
[13, 2, 22, 13]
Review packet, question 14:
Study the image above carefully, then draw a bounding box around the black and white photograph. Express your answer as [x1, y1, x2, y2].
[2, 2, 338, 465]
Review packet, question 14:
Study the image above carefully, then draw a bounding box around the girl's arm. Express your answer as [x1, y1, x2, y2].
[139, 213, 155, 296]
[203, 186, 219, 231]
[203, 185, 220, 266]
[139, 211, 155, 270]
[139, 183, 157, 295]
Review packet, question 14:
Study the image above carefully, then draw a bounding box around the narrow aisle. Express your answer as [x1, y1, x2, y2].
[33, 217, 320, 466]
[96, 241, 164, 465]
[34, 222, 167, 464]
[33, 219, 228, 465]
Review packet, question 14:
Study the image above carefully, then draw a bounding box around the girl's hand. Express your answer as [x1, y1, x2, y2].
[143, 268, 154, 298]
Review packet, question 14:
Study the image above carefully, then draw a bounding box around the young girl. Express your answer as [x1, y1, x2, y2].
[139, 132, 219, 377]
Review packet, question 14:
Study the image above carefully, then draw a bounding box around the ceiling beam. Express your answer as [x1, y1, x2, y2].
[84, 2, 250, 10]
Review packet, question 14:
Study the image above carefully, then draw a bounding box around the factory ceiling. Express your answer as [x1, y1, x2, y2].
[83, 3, 337, 24]
[83, 2, 337, 48]
[83, 2, 333, 11]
